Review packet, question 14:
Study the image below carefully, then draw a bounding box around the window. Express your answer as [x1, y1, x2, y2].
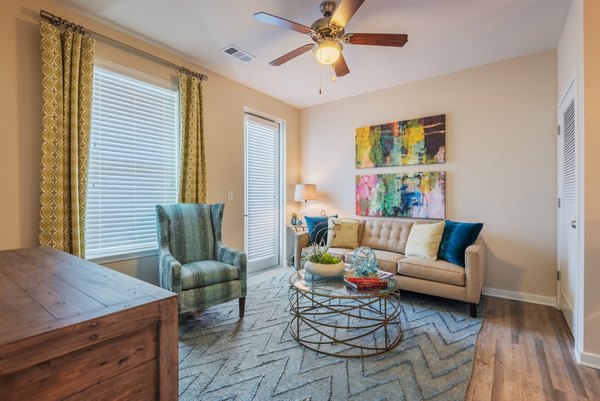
[86, 65, 179, 260]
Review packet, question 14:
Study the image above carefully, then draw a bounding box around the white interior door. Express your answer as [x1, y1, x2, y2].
[244, 114, 282, 272]
[558, 79, 578, 336]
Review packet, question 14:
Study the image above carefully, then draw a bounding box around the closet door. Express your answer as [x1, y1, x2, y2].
[557, 79, 579, 337]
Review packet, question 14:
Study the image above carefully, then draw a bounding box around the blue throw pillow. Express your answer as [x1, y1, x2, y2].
[438, 220, 483, 267]
[305, 215, 337, 245]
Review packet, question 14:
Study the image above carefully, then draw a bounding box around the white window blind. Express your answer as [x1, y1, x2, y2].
[86, 66, 179, 260]
[245, 114, 281, 270]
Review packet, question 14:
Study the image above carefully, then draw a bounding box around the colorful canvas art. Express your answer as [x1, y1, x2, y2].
[356, 114, 446, 168]
[356, 172, 446, 219]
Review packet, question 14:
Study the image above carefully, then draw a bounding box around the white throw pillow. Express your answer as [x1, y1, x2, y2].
[404, 221, 446, 260]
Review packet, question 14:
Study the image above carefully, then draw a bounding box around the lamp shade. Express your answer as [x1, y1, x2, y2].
[294, 184, 317, 202]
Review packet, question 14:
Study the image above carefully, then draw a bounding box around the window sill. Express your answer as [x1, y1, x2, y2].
[88, 248, 158, 265]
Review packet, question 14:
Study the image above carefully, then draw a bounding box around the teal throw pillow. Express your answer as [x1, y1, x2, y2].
[305, 215, 337, 245]
[438, 220, 483, 267]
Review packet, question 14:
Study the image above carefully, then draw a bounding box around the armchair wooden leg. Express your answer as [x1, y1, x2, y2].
[239, 297, 246, 319]
[470, 303, 477, 318]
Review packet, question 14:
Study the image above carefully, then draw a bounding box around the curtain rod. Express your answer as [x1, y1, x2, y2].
[39, 10, 208, 81]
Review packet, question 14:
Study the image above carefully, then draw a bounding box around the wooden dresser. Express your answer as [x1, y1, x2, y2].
[0, 247, 178, 401]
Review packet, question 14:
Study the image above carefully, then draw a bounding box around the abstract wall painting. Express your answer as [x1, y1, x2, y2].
[356, 114, 446, 168]
[356, 172, 446, 219]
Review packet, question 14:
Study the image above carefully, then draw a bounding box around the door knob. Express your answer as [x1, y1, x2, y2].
[571, 220, 577, 229]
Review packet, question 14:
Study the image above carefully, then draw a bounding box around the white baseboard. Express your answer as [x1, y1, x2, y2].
[482, 286, 557, 307]
[559, 289, 576, 335]
[578, 350, 600, 370]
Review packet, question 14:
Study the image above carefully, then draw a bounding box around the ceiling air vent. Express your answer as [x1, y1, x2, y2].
[221, 45, 256, 63]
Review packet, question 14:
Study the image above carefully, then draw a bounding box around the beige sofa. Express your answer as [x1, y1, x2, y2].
[294, 218, 485, 317]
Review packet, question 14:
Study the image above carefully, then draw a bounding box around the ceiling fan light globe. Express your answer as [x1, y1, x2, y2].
[314, 40, 342, 65]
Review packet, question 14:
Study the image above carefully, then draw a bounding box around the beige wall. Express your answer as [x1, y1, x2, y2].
[0, 1, 299, 284]
[558, 0, 583, 99]
[300, 51, 558, 299]
[583, 0, 600, 359]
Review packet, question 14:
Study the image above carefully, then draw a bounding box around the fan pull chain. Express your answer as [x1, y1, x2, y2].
[319, 63, 323, 95]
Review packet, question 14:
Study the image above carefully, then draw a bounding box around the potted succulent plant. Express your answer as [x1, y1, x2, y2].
[302, 243, 345, 277]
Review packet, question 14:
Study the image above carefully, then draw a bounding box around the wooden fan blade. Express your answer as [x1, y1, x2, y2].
[332, 54, 350, 77]
[254, 12, 312, 34]
[330, 0, 365, 28]
[269, 44, 314, 66]
[346, 33, 408, 47]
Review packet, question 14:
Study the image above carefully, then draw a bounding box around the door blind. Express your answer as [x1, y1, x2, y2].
[245, 115, 280, 264]
[86, 66, 179, 259]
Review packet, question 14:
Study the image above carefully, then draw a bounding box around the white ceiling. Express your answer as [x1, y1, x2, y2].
[51, 0, 571, 108]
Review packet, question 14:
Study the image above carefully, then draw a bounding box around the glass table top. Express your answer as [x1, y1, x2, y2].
[289, 269, 399, 299]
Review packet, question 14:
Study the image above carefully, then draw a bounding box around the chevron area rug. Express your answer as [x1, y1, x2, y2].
[178, 268, 483, 401]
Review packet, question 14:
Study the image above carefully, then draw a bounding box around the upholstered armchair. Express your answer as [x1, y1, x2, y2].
[156, 203, 247, 317]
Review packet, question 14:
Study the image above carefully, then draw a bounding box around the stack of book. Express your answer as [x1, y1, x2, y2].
[343, 271, 394, 291]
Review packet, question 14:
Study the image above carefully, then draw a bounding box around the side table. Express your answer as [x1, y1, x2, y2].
[287, 225, 307, 267]
[290, 224, 307, 233]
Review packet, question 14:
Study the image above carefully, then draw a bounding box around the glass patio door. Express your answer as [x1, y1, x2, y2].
[244, 113, 282, 272]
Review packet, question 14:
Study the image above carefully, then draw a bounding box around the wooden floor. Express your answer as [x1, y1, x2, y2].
[466, 296, 600, 401]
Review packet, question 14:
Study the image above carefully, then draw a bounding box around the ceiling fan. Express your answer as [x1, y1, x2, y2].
[254, 0, 408, 77]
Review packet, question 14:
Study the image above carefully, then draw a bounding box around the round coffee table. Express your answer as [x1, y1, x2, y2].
[288, 270, 402, 358]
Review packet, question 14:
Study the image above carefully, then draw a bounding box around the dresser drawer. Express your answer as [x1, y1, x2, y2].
[65, 359, 158, 401]
[0, 324, 158, 401]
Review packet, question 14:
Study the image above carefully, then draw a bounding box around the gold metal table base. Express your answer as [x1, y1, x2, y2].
[288, 285, 402, 358]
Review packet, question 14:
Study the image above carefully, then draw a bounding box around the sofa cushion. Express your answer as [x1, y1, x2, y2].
[404, 221, 445, 260]
[361, 219, 413, 254]
[345, 249, 405, 274]
[398, 257, 465, 286]
[438, 220, 483, 267]
[181, 260, 239, 290]
[301, 247, 351, 263]
[328, 218, 360, 248]
[325, 247, 351, 260]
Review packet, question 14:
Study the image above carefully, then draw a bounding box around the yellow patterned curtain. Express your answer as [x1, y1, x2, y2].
[179, 72, 207, 203]
[38, 20, 95, 257]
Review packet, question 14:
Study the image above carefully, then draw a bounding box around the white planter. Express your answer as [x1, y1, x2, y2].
[304, 260, 346, 277]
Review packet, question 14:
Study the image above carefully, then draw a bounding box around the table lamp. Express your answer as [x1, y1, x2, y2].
[294, 184, 317, 203]
[294, 184, 317, 225]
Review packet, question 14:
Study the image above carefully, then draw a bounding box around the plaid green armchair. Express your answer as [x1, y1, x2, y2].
[156, 203, 247, 317]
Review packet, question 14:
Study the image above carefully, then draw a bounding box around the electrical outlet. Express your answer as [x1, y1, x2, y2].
[227, 191, 234, 201]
